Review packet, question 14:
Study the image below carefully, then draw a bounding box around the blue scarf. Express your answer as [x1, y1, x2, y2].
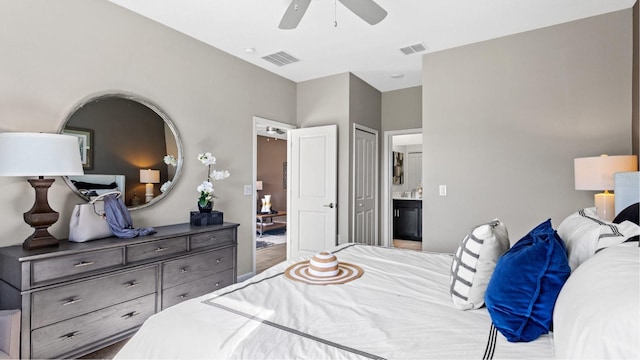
[104, 194, 156, 238]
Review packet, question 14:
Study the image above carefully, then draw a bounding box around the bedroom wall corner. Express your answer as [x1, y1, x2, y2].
[421, 9, 633, 253]
[296, 73, 350, 244]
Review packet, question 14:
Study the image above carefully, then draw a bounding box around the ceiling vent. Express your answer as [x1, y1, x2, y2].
[399, 42, 427, 55]
[262, 51, 300, 66]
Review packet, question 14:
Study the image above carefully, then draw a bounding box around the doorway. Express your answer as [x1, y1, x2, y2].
[252, 117, 295, 275]
[382, 129, 423, 249]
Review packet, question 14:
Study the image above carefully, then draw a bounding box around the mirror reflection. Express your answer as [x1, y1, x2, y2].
[60, 93, 182, 209]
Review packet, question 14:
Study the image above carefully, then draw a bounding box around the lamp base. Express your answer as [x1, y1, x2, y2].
[594, 191, 615, 222]
[22, 178, 60, 250]
[145, 183, 154, 203]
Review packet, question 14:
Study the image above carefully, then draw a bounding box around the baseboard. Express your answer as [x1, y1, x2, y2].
[237, 272, 254, 283]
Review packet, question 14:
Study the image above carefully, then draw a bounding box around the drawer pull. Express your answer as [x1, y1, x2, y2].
[61, 331, 79, 340]
[209, 236, 217, 241]
[155, 246, 168, 252]
[180, 267, 189, 273]
[179, 293, 189, 299]
[122, 311, 140, 319]
[74, 261, 95, 268]
[215, 282, 220, 287]
[125, 281, 139, 288]
[62, 298, 83, 306]
[216, 258, 222, 264]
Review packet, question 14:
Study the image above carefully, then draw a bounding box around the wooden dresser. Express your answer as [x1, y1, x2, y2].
[0, 222, 238, 359]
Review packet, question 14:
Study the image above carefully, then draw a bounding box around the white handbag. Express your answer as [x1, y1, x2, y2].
[68, 191, 121, 243]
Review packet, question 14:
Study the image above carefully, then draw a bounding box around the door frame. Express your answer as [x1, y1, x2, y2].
[351, 123, 379, 245]
[252, 116, 296, 276]
[382, 128, 422, 248]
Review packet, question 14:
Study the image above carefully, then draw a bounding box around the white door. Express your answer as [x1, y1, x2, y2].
[353, 126, 378, 245]
[287, 125, 338, 260]
[407, 152, 423, 190]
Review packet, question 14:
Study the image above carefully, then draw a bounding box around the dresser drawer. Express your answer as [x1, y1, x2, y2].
[162, 269, 234, 310]
[190, 228, 235, 250]
[162, 247, 234, 289]
[32, 248, 124, 285]
[31, 293, 155, 359]
[32, 266, 157, 329]
[126, 236, 188, 263]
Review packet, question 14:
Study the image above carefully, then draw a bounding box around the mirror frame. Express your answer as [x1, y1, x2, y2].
[59, 92, 184, 210]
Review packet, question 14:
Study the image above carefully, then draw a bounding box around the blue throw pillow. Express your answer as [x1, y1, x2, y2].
[485, 219, 571, 342]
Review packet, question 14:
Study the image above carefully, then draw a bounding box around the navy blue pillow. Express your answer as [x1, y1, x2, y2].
[485, 219, 571, 342]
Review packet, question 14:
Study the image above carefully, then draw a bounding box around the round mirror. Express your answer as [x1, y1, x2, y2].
[60, 93, 183, 210]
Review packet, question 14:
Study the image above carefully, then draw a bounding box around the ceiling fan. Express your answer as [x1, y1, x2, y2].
[279, 0, 388, 29]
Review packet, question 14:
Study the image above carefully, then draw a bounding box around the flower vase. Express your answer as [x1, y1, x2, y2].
[198, 201, 213, 213]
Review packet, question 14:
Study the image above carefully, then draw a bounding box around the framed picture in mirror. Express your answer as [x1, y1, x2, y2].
[62, 127, 93, 170]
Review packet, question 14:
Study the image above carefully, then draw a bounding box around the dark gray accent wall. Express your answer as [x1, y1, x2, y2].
[256, 136, 287, 213]
[422, 9, 633, 252]
[634, 2, 639, 165]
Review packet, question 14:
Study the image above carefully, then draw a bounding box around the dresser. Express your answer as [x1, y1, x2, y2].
[0, 222, 238, 359]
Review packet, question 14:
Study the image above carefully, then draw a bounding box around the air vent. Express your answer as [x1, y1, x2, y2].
[262, 51, 300, 66]
[399, 42, 427, 55]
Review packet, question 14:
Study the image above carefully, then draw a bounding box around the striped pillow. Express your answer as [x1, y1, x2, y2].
[450, 219, 510, 310]
[557, 207, 640, 271]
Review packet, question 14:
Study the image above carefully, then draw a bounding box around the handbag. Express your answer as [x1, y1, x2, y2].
[68, 191, 121, 243]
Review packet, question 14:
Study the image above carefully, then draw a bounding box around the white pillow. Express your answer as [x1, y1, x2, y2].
[553, 244, 639, 359]
[450, 219, 509, 310]
[557, 207, 640, 271]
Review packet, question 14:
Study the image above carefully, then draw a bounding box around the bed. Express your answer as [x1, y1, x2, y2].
[68, 174, 125, 198]
[115, 173, 639, 359]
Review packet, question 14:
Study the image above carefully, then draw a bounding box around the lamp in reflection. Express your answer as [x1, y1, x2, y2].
[140, 169, 160, 203]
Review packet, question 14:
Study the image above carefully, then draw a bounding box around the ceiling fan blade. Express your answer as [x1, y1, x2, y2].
[278, 0, 311, 29]
[338, 0, 387, 25]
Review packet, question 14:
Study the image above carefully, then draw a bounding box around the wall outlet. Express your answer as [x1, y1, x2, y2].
[243, 185, 253, 195]
[439, 185, 447, 196]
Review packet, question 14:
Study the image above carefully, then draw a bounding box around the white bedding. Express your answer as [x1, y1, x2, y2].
[115, 244, 554, 359]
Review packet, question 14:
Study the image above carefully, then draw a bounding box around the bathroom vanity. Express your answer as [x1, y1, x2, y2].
[393, 198, 422, 241]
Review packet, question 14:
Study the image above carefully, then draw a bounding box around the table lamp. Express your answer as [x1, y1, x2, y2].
[0, 132, 84, 249]
[574, 154, 638, 221]
[140, 169, 160, 203]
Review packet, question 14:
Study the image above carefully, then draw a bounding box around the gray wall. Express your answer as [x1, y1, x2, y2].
[382, 86, 422, 131]
[297, 73, 382, 244]
[0, 0, 297, 275]
[348, 74, 382, 241]
[297, 73, 350, 243]
[422, 9, 633, 252]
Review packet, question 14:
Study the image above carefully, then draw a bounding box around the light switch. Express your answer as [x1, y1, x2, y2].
[243, 185, 253, 195]
[439, 185, 447, 196]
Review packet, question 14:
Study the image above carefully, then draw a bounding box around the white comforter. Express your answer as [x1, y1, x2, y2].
[115, 244, 554, 359]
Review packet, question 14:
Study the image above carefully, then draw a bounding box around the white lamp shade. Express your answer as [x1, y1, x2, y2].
[574, 155, 638, 191]
[0, 132, 84, 176]
[140, 169, 160, 184]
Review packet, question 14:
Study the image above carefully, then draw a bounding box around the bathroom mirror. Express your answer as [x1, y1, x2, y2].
[60, 93, 183, 210]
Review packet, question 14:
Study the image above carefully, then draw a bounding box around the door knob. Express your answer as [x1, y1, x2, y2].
[323, 203, 335, 208]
